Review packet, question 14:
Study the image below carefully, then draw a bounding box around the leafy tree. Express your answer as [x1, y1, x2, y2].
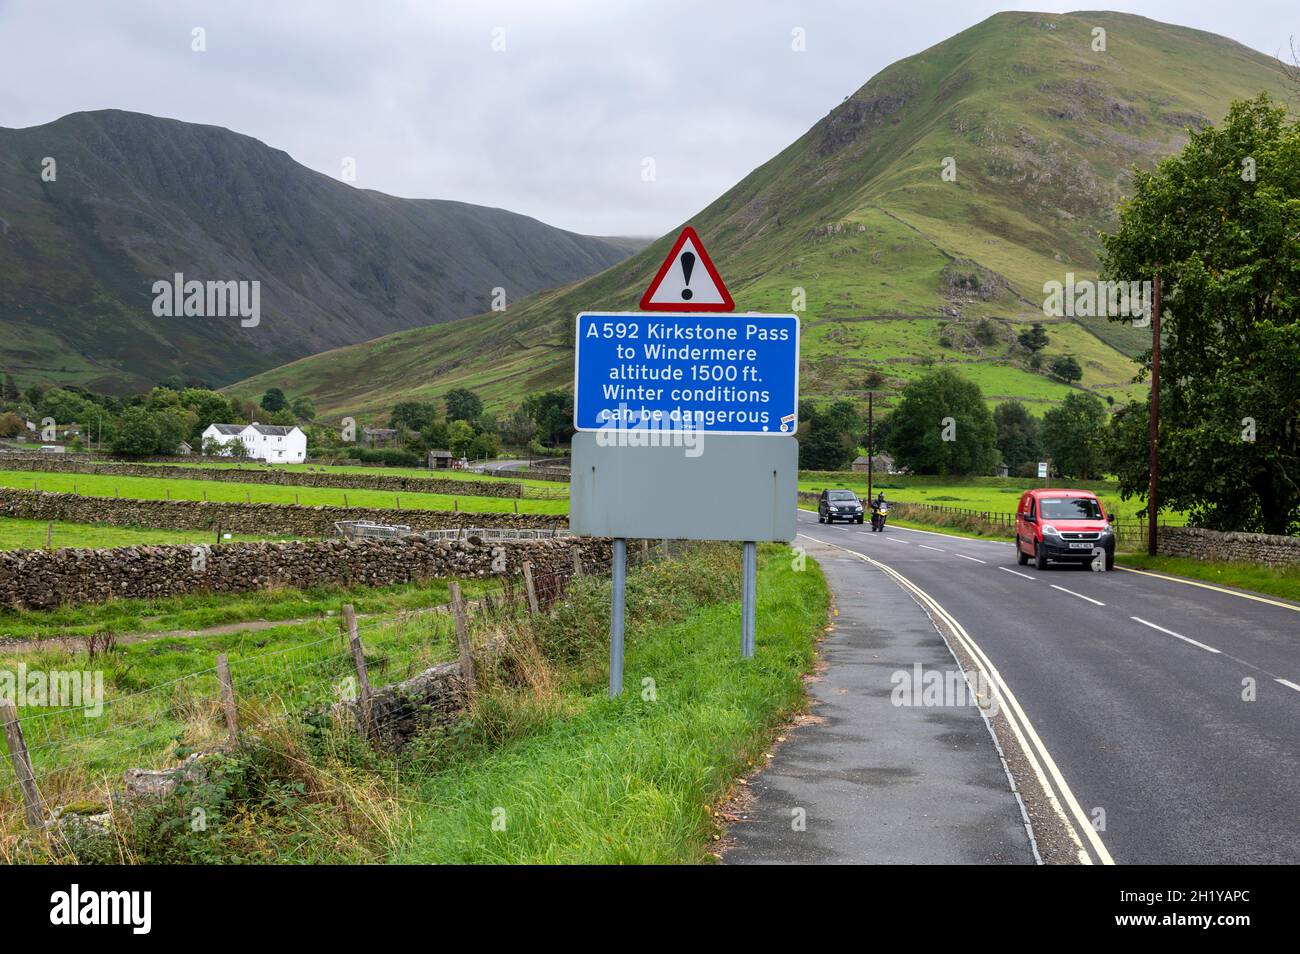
[291, 396, 317, 422]
[523, 389, 574, 447]
[1049, 355, 1083, 383]
[500, 405, 537, 447]
[1041, 393, 1108, 480]
[260, 387, 287, 413]
[180, 388, 237, 441]
[421, 421, 451, 452]
[1017, 322, 1050, 355]
[1100, 93, 1300, 534]
[0, 411, 23, 438]
[2, 374, 19, 402]
[158, 374, 186, 392]
[110, 408, 163, 457]
[38, 388, 89, 425]
[389, 401, 438, 432]
[798, 400, 860, 470]
[468, 431, 500, 461]
[444, 388, 483, 425]
[993, 401, 1043, 475]
[447, 419, 476, 457]
[884, 369, 999, 475]
[265, 408, 298, 427]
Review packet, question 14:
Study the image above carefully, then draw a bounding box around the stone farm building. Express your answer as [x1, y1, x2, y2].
[201, 422, 307, 463]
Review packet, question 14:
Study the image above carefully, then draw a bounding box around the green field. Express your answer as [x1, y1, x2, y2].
[0, 470, 567, 515]
[139, 459, 565, 491]
[0, 517, 294, 551]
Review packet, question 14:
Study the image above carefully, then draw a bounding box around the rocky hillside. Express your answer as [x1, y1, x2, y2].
[0, 110, 633, 392]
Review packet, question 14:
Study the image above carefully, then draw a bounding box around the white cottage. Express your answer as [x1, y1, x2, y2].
[201, 422, 306, 463]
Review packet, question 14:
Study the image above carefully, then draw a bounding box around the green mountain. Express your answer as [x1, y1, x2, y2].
[230, 11, 1292, 419]
[0, 110, 633, 394]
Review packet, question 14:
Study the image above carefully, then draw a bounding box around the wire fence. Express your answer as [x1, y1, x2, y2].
[0, 538, 671, 832]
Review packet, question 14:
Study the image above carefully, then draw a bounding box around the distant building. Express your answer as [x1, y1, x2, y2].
[363, 427, 398, 448]
[428, 449, 453, 470]
[851, 453, 895, 474]
[201, 422, 306, 463]
[176, 441, 193, 456]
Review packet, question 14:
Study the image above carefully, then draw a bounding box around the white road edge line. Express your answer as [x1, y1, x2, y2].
[999, 567, 1036, 581]
[1117, 566, 1300, 614]
[797, 532, 1113, 866]
[955, 554, 987, 564]
[1276, 679, 1300, 693]
[1050, 584, 1105, 607]
[1130, 616, 1221, 654]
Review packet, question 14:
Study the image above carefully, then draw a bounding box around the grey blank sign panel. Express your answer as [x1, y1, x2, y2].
[569, 432, 798, 542]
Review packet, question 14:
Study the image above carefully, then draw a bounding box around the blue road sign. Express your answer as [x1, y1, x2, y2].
[574, 311, 799, 435]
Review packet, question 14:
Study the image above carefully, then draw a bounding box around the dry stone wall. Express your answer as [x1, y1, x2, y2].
[0, 488, 564, 535]
[0, 455, 522, 498]
[0, 536, 610, 610]
[1157, 527, 1300, 567]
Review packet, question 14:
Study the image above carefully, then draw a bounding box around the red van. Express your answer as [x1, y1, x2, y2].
[1015, 489, 1115, 570]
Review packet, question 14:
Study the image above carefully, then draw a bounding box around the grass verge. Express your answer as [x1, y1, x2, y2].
[390, 543, 827, 864]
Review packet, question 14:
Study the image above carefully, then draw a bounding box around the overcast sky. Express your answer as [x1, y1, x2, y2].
[1, 1, 1295, 236]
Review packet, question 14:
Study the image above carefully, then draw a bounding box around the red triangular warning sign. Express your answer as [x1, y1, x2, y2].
[639, 226, 734, 312]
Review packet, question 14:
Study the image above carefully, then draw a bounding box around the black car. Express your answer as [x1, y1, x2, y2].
[818, 489, 864, 524]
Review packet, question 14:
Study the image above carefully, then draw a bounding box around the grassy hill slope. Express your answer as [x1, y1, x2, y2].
[230, 11, 1292, 419]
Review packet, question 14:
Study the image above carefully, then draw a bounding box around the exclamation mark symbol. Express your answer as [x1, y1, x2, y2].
[679, 251, 696, 300]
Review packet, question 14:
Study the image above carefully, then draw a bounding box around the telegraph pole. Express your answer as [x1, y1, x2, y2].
[866, 392, 874, 503]
[1147, 276, 1161, 557]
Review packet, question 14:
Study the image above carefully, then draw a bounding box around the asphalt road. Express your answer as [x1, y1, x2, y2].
[795, 510, 1300, 865]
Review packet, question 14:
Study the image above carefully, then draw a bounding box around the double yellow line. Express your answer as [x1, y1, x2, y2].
[801, 533, 1115, 865]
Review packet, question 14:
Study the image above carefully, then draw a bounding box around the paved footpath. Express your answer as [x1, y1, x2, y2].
[724, 539, 1034, 864]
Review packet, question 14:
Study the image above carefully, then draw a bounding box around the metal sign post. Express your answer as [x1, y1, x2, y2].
[741, 541, 756, 657]
[609, 537, 627, 696]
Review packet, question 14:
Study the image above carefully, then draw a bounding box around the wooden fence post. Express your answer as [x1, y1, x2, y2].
[522, 561, 540, 614]
[513, 499, 519, 514]
[342, 605, 372, 735]
[571, 546, 583, 578]
[215, 654, 238, 746]
[1, 702, 44, 830]
[45, 521, 52, 551]
[344, 493, 349, 509]
[449, 582, 475, 698]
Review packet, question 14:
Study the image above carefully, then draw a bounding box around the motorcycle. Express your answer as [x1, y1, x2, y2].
[870, 503, 889, 532]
